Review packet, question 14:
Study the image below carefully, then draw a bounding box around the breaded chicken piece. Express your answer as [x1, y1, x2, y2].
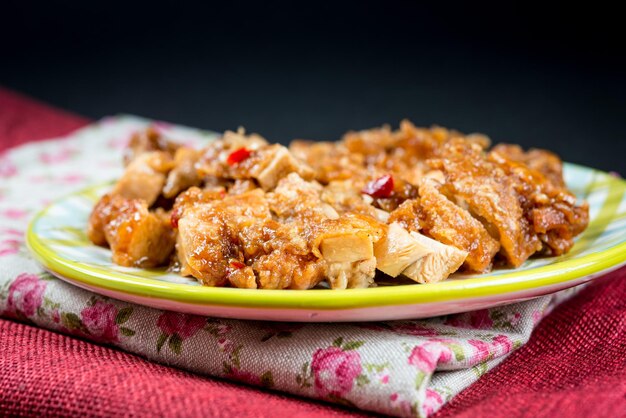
[429, 140, 542, 267]
[112, 151, 171, 206]
[402, 176, 500, 273]
[88, 194, 175, 268]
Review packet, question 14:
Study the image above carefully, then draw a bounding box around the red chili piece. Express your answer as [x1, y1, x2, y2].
[229, 260, 246, 269]
[227, 147, 252, 166]
[362, 174, 394, 198]
[170, 207, 183, 229]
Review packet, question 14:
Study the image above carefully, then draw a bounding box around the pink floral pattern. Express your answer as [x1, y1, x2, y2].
[0, 227, 23, 257]
[157, 311, 206, 338]
[311, 345, 363, 398]
[408, 341, 452, 373]
[0, 155, 17, 177]
[80, 300, 120, 343]
[156, 311, 206, 354]
[389, 393, 414, 416]
[469, 335, 514, 363]
[0, 237, 21, 257]
[4, 273, 46, 318]
[39, 147, 76, 164]
[422, 389, 444, 416]
[1, 208, 28, 219]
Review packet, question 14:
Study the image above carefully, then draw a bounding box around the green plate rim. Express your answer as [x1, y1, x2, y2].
[26, 163, 626, 311]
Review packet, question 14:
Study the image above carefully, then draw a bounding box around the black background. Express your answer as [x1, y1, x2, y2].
[2, 1, 625, 173]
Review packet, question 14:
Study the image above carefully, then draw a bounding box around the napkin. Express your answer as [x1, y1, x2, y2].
[0, 116, 582, 417]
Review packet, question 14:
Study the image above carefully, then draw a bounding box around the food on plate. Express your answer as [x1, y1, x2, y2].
[87, 122, 589, 289]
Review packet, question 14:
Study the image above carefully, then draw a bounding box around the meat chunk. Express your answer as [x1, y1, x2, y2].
[401, 232, 467, 284]
[312, 215, 383, 289]
[374, 222, 433, 277]
[176, 204, 239, 286]
[123, 126, 180, 166]
[488, 149, 589, 256]
[198, 131, 313, 191]
[412, 177, 500, 272]
[94, 120, 589, 288]
[112, 151, 171, 206]
[88, 194, 175, 267]
[253, 251, 327, 290]
[491, 144, 565, 187]
[429, 140, 542, 267]
[270, 174, 384, 289]
[326, 258, 377, 289]
[163, 147, 202, 198]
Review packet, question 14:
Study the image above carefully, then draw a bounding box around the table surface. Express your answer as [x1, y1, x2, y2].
[1, 87, 625, 417]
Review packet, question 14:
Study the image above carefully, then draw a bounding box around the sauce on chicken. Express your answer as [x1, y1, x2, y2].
[87, 122, 589, 289]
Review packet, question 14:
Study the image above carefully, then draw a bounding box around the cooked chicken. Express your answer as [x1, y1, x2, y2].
[112, 151, 171, 206]
[394, 177, 500, 273]
[198, 131, 313, 191]
[491, 144, 565, 187]
[488, 149, 589, 255]
[326, 257, 377, 289]
[374, 222, 433, 277]
[123, 126, 180, 166]
[270, 174, 384, 289]
[163, 147, 202, 198]
[88, 194, 175, 267]
[401, 232, 467, 284]
[429, 139, 543, 267]
[176, 203, 238, 286]
[92, 120, 589, 290]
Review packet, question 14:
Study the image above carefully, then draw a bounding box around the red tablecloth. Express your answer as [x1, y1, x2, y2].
[1, 87, 625, 417]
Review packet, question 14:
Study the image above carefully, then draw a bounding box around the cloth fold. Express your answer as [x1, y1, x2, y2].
[0, 116, 585, 417]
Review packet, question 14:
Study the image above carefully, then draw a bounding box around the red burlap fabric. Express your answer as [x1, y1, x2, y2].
[1, 86, 625, 417]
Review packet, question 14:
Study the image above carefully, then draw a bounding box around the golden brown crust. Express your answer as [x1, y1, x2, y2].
[90, 121, 589, 288]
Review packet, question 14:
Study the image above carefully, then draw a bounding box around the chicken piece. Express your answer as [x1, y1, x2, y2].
[320, 180, 379, 219]
[253, 251, 327, 290]
[221, 127, 269, 149]
[268, 173, 338, 220]
[491, 144, 565, 187]
[311, 215, 384, 260]
[374, 222, 433, 277]
[226, 264, 257, 289]
[489, 150, 589, 256]
[88, 194, 175, 267]
[170, 186, 226, 227]
[228, 179, 258, 195]
[270, 174, 383, 289]
[196, 129, 268, 179]
[176, 204, 239, 286]
[326, 257, 377, 289]
[123, 126, 180, 166]
[414, 177, 500, 272]
[112, 151, 171, 206]
[254, 146, 313, 190]
[387, 198, 422, 233]
[311, 215, 384, 289]
[290, 140, 368, 184]
[199, 140, 313, 191]
[430, 140, 542, 267]
[174, 185, 329, 290]
[88, 193, 118, 246]
[163, 147, 202, 198]
[401, 232, 467, 284]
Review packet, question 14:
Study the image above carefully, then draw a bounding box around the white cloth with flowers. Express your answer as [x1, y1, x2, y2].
[0, 116, 581, 417]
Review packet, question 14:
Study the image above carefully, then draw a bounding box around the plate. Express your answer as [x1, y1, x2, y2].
[27, 163, 626, 322]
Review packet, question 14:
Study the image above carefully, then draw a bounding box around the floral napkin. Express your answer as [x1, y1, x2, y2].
[0, 116, 581, 417]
